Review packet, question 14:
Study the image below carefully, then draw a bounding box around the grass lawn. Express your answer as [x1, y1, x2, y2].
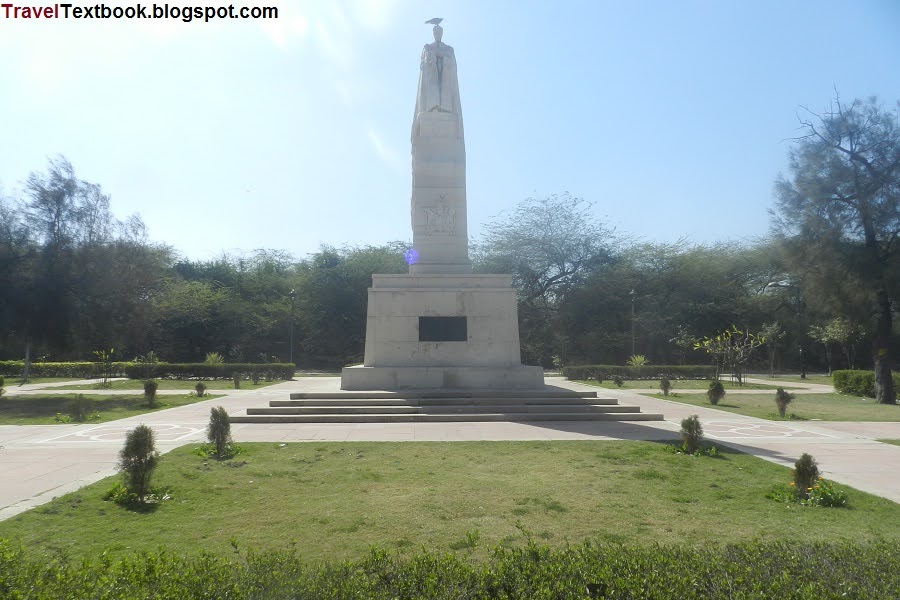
[0, 441, 896, 563]
[1, 376, 81, 385]
[53, 379, 283, 391]
[651, 392, 900, 422]
[0, 393, 220, 425]
[581, 379, 780, 390]
[879, 439, 900, 447]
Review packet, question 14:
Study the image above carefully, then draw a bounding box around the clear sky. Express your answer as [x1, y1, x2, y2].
[2, 0, 899, 262]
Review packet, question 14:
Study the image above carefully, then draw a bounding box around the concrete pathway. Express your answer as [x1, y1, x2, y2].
[1, 376, 898, 521]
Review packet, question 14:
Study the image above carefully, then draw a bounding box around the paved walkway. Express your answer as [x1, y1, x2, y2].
[1, 377, 898, 521]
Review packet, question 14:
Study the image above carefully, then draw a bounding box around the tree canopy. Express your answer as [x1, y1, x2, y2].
[772, 96, 899, 403]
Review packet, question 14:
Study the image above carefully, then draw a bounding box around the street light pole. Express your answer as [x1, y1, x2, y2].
[630, 289, 636, 356]
[289, 289, 296, 366]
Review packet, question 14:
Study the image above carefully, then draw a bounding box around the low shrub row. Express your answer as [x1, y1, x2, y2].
[0, 361, 296, 381]
[0, 539, 895, 599]
[562, 364, 717, 381]
[0, 361, 132, 378]
[833, 369, 900, 398]
[123, 363, 296, 380]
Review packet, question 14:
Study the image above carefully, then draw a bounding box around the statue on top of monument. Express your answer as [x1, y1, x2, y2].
[413, 21, 463, 135]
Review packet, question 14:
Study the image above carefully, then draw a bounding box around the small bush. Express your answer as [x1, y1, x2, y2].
[707, 380, 725, 405]
[232, 372, 241, 389]
[794, 453, 820, 500]
[251, 371, 261, 385]
[195, 382, 207, 398]
[680, 415, 703, 454]
[659, 378, 671, 396]
[626, 354, 649, 367]
[207, 406, 233, 458]
[143, 379, 159, 408]
[613, 375, 624, 387]
[69, 394, 95, 422]
[774, 387, 794, 417]
[832, 370, 900, 398]
[205, 352, 224, 365]
[117, 424, 159, 503]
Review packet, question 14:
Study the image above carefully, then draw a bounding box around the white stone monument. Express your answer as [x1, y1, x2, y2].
[340, 22, 544, 390]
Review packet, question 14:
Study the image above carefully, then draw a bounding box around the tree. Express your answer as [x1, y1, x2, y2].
[772, 96, 899, 404]
[473, 193, 616, 365]
[809, 317, 865, 373]
[117, 424, 159, 502]
[760, 322, 785, 377]
[694, 326, 766, 384]
[207, 406, 232, 458]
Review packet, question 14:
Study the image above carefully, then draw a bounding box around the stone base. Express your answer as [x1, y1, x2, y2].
[340, 365, 544, 390]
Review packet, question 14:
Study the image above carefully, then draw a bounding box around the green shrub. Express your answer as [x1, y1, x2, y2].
[69, 394, 96, 422]
[626, 354, 649, 367]
[0, 360, 133, 378]
[0, 539, 897, 598]
[794, 453, 819, 500]
[207, 406, 232, 458]
[680, 415, 703, 454]
[251, 371, 261, 385]
[659, 378, 671, 396]
[774, 387, 793, 417]
[117, 425, 159, 503]
[562, 364, 716, 381]
[195, 382, 207, 398]
[232, 372, 241, 389]
[707, 380, 725, 405]
[832, 370, 900, 398]
[613, 375, 624, 387]
[205, 352, 225, 364]
[134, 351, 161, 379]
[143, 379, 159, 408]
[121, 362, 295, 380]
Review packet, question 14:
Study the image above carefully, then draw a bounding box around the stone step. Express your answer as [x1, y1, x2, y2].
[271, 397, 619, 407]
[230, 411, 665, 424]
[288, 389, 598, 400]
[250, 406, 421, 415]
[249, 403, 635, 416]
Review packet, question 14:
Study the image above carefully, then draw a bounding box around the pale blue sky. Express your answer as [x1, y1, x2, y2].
[2, 0, 898, 261]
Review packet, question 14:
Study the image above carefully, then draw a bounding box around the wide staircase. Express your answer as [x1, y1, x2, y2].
[229, 387, 663, 423]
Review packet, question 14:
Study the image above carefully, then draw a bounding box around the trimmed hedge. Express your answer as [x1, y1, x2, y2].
[0, 539, 896, 599]
[0, 361, 132, 378]
[833, 369, 900, 398]
[562, 364, 717, 381]
[0, 361, 296, 381]
[123, 362, 296, 380]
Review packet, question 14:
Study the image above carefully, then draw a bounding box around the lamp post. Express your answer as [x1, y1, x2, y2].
[630, 289, 636, 356]
[288, 289, 296, 366]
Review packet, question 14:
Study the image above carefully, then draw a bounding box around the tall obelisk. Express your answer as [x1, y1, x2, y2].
[409, 22, 470, 274]
[340, 22, 543, 390]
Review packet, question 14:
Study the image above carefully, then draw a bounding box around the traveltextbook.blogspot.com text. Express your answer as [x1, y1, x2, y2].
[1, 3, 278, 23]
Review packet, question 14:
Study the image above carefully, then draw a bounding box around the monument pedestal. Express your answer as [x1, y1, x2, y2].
[340, 273, 543, 390]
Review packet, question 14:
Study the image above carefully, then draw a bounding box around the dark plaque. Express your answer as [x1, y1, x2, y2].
[419, 316, 467, 342]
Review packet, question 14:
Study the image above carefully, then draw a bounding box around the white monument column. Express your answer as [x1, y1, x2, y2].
[409, 24, 470, 274]
[340, 21, 544, 390]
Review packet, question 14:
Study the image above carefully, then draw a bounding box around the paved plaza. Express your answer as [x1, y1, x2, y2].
[1, 376, 899, 521]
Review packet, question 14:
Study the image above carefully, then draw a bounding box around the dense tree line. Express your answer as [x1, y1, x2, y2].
[0, 96, 896, 401]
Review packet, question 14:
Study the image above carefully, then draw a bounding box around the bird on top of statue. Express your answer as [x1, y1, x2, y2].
[425, 18, 443, 25]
